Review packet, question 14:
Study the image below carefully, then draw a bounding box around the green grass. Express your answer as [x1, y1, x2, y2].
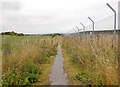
[73, 72, 90, 83]
[2, 35, 58, 85]
[2, 35, 52, 51]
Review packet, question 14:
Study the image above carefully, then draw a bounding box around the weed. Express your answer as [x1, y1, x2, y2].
[73, 72, 90, 83]
[61, 35, 118, 85]
[2, 35, 58, 85]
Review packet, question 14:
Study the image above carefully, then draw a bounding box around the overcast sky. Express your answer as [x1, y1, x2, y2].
[1, 0, 119, 34]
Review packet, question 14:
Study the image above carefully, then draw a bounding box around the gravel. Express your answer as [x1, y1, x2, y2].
[49, 42, 68, 85]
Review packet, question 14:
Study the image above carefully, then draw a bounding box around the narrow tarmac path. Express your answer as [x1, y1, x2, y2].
[49, 42, 68, 85]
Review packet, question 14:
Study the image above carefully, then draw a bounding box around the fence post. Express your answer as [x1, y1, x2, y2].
[0, 34, 1, 87]
[76, 26, 80, 38]
[71, 29, 75, 37]
[88, 17, 95, 40]
[80, 23, 85, 37]
[73, 28, 77, 38]
[118, 1, 120, 84]
[118, 1, 120, 32]
[107, 3, 116, 44]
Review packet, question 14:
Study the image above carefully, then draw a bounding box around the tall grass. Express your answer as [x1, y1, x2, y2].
[2, 35, 58, 85]
[61, 35, 118, 85]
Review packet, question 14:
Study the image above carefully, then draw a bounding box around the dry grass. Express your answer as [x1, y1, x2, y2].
[61, 35, 118, 85]
[2, 35, 58, 85]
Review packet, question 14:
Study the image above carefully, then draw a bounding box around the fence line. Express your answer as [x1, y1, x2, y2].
[66, 1, 119, 45]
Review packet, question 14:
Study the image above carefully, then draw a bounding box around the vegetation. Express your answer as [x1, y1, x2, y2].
[73, 72, 90, 83]
[61, 35, 118, 85]
[1, 31, 24, 36]
[42, 33, 62, 37]
[1, 32, 118, 86]
[2, 35, 58, 85]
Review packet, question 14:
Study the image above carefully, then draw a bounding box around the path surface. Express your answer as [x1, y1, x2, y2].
[49, 42, 68, 85]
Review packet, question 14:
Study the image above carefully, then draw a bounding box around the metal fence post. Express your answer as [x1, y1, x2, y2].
[73, 28, 77, 38]
[107, 3, 116, 44]
[76, 26, 80, 38]
[118, 1, 120, 34]
[80, 23, 85, 37]
[88, 17, 95, 40]
[118, 1, 120, 84]
[0, 35, 1, 87]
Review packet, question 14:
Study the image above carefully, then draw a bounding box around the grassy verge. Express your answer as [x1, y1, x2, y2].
[61, 35, 118, 85]
[2, 35, 58, 85]
[31, 56, 56, 85]
[62, 51, 85, 85]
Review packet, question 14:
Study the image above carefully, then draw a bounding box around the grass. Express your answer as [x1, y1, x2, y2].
[31, 56, 56, 85]
[2, 35, 58, 85]
[61, 34, 118, 85]
[62, 51, 85, 85]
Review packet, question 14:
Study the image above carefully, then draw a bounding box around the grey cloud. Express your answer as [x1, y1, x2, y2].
[39, 15, 52, 20]
[2, 0, 118, 34]
[2, 2, 21, 11]
[4, 14, 53, 25]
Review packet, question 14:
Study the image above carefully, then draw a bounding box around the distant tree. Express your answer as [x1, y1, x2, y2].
[1, 31, 24, 36]
[42, 33, 62, 37]
[17, 33, 24, 36]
